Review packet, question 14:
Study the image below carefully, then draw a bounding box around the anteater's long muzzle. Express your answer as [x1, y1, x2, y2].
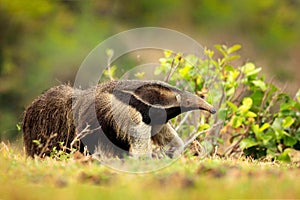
[182, 92, 216, 114]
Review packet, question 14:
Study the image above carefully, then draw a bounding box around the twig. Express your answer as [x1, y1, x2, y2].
[205, 56, 218, 90]
[265, 82, 287, 115]
[213, 89, 225, 124]
[228, 72, 244, 103]
[212, 145, 218, 158]
[184, 129, 206, 150]
[0, 142, 9, 152]
[223, 134, 245, 157]
[293, 91, 299, 101]
[257, 76, 276, 123]
[38, 133, 58, 157]
[175, 111, 191, 131]
[164, 57, 181, 82]
[184, 121, 223, 150]
[70, 123, 102, 149]
[223, 124, 251, 157]
[207, 73, 220, 92]
[106, 49, 114, 80]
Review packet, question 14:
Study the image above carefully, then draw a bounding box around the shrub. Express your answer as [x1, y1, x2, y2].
[154, 44, 300, 161]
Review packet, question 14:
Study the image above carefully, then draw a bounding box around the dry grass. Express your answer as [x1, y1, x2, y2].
[1, 142, 300, 200]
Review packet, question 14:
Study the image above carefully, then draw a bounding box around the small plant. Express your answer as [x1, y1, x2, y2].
[50, 142, 71, 160]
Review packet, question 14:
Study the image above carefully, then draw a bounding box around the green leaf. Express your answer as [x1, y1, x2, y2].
[261, 134, 273, 145]
[232, 116, 243, 128]
[251, 124, 260, 135]
[228, 44, 242, 54]
[204, 48, 214, 58]
[277, 148, 292, 162]
[267, 148, 276, 156]
[296, 89, 300, 102]
[283, 135, 297, 147]
[279, 101, 291, 110]
[240, 138, 258, 149]
[224, 65, 234, 71]
[282, 116, 295, 128]
[239, 97, 253, 113]
[252, 80, 267, 91]
[246, 111, 257, 118]
[271, 118, 281, 130]
[227, 101, 238, 112]
[226, 87, 235, 97]
[295, 129, 300, 141]
[32, 140, 41, 145]
[259, 123, 270, 132]
[250, 90, 264, 106]
[103, 65, 117, 79]
[134, 72, 145, 79]
[16, 124, 21, 131]
[164, 50, 173, 58]
[179, 65, 192, 78]
[228, 70, 240, 82]
[247, 67, 262, 77]
[251, 124, 263, 141]
[252, 123, 271, 142]
[243, 97, 253, 108]
[217, 108, 227, 120]
[241, 63, 262, 77]
[241, 62, 254, 73]
[198, 123, 211, 131]
[227, 55, 241, 62]
[200, 140, 214, 153]
[106, 49, 114, 57]
[275, 129, 288, 140]
[215, 44, 227, 57]
[295, 102, 300, 111]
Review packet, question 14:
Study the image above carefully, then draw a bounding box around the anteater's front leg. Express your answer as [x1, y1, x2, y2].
[151, 123, 184, 158]
[129, 124, 152, 159]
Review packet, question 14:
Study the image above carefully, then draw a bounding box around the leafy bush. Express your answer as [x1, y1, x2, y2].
[154, 44, 300, 161]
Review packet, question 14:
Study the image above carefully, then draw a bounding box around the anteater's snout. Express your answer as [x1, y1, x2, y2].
[182, 92, 217, 114]
[210, 107, 217, 114]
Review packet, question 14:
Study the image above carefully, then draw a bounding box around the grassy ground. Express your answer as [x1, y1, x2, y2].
[0, 142, 299, 200]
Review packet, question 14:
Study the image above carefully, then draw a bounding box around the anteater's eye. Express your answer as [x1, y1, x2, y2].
[175, 94, 181, 102]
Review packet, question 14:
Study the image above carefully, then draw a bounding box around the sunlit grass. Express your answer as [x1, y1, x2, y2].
[0, 142, 299, 200]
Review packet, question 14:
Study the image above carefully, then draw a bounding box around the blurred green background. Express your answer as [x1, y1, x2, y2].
[1, 0, 300, 141]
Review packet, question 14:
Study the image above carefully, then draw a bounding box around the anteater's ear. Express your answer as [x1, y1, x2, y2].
[121, 84, 179, 107]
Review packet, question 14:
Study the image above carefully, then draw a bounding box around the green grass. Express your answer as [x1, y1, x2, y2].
[1, 142, 300, 200]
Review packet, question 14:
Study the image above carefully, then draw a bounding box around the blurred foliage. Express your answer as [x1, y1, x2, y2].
[0, 0, 115, 139]
[192, 0, 300, 49]
[0, 0, 300, 141]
